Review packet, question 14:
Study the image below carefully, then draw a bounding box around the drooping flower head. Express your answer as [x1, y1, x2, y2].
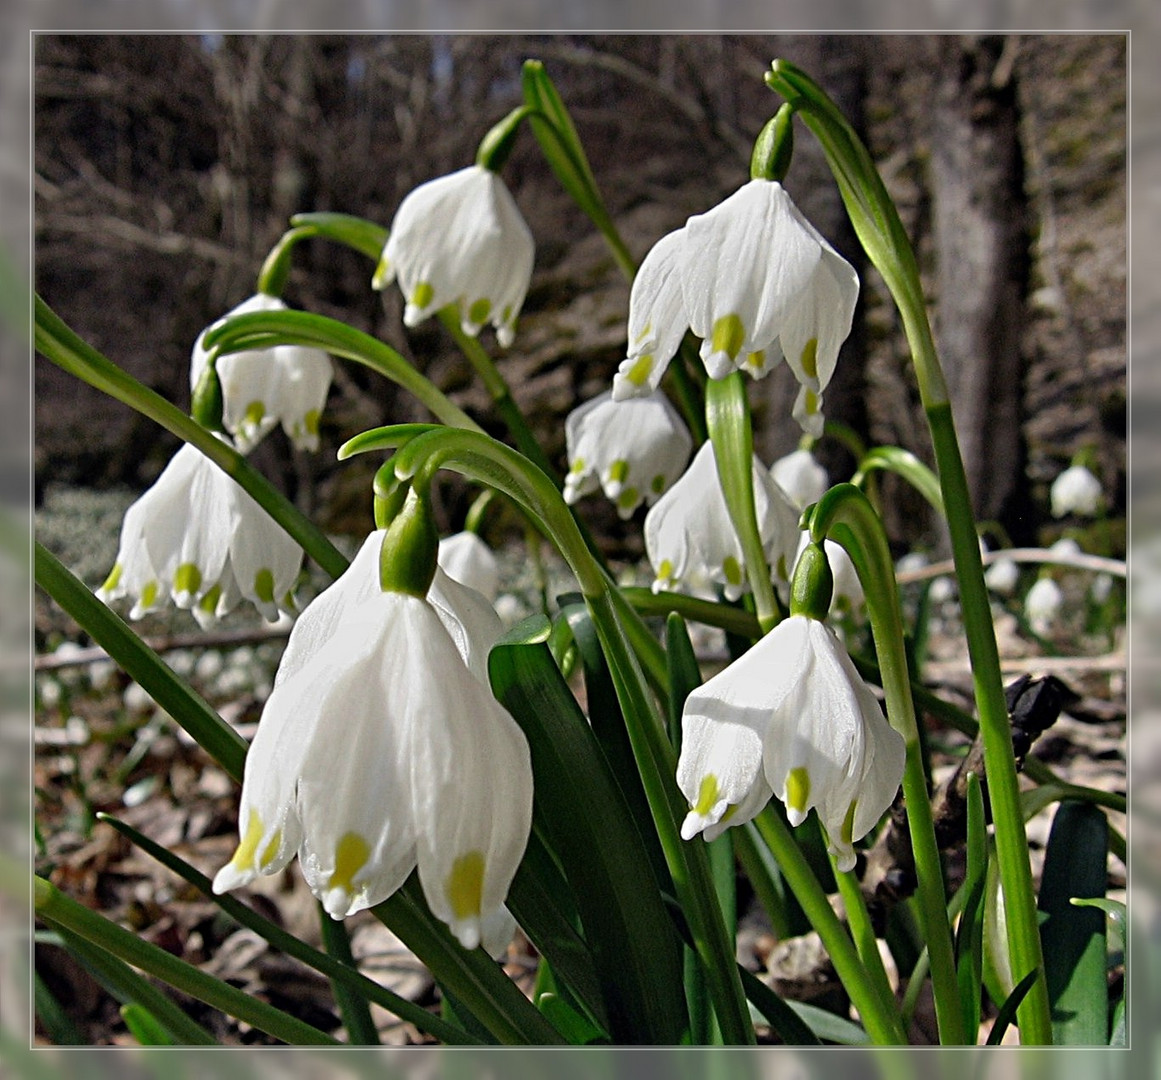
[212, 527, 533, 951]
[1050, 463, 1103, 518]
[644, 442, 800, 601]
[563, 390, 693, 518]
[612, 180, 858, 438]
[1025, 575, 1064, 636]
[373, 165, 535, 348]
[190, 294, 334, 454]
[771, 447, 829, 512]
[97, 441, 303, 627]
[677, 542, 904, 870]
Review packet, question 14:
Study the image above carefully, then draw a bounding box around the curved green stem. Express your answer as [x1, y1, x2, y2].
[705, 373, 779, 632]
[750, 808, 906, 1045]
[34, 296, 348, 581]
[767, 59, 1051, 1044]
[200, 308, 481, 432]
[807, 484, 964, 1044]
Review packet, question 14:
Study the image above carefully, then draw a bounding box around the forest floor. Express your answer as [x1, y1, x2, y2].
[31, 484, 1127, 1047]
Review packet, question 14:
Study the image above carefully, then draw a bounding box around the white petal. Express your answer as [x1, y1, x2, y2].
[770, 449, 828, 512]
[427, 566, 504, 683]
[273, 344, 333, 452]
[226, 482, 305, 621]
[438, 532, 501, 602]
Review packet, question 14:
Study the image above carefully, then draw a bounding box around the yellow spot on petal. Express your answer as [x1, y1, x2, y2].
[746, 350, 765, 370]
[608, 460, 629, 486]
[786, 767, 811, 815]
[243, 400, 266, 427]
[259, 829, 282, 869]
[722, 555, 743, 587]
[140, 580, 159, 609]
[447, 850, 485, 921]
[841, 800, 858, 847]
[198, 584, 222, 614]
[174, 563, 202, 597]
[633, 322, 652, 346]
[800, 338, 819, 381]
[657, 558, 674, 583]
[253, 568, 275, 605]
[304, 409, 321, 436]
[501, 304, 513, 324]
[651, 474, 667, 494]
[411, 281, 434, 310]
[468, 297, 491, 325]
[804, 389, 820, 415]
[694, 774, 720, 817]
[616, 487, 639, 512]
[101, 562, 123, 593]
[230, 813, 265, 871]
[625, 353, 654, 387]
[328, 832, 370, 896]
[711, 314, 746, 361]
[569, 457, 586, 475]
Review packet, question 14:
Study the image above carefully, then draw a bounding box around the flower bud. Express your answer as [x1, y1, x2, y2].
[378, 487, 438, 598]
[789, 539, 834, 621]
[190, 354, 225, 433]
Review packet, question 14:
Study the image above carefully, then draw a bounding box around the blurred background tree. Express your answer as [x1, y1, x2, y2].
[34, 34, 1125, 557]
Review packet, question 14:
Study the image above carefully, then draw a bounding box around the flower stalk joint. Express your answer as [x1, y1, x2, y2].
[790, 538, 834, 621]
[378, 486, 439, 598]
[750, 102, 795, 183]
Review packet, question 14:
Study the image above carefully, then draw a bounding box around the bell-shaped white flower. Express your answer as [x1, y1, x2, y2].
[190, 294, 333, 454]
[984, 556, 1021, 596]
[1050, 464, 1103, 518]
[771, 448, 829, 512]
[611, 180, 858, 439]
[644, 442, 800, 601]
[1025, 576, 1064, 635]
[213, 530, 532, 950]
[677, 613, 904, 871]
[373, 165, 535, 348]
[97, 442, 303, 627]
[563, 389, 692, 518]
[438, 531, 501, 603]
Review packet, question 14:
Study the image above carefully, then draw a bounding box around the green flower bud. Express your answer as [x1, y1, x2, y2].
[750, 102, 795, 183]
[789, 539, 834, 621]
[190, 353, 225, 433]
[378, 486, 438, 598]
[372, 461, 409, 530]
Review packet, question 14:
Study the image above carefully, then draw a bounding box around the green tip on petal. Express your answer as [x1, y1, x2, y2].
[173, 562, 202, 599]
[711, 314, 746, 362]
[786, 766, 811, 816]
[253, 568, 276, 605]
[328, 832, 370, 896]
[411, 281, 435, 310]
[694, 774, 721, 817]
[100, 562, 123, 594]
[722, 555, 744, 588]
[447, 850, 486, 922]
[467, 297, 492, 325]
[624, 353, 654, 387]
[800, 338, 819, 382]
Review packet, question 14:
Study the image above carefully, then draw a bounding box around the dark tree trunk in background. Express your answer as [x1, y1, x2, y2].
[930, 35, 1028, 536]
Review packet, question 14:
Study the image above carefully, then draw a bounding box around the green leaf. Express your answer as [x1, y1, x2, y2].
[1038, 800, 1110, 1045]
[853, 446, 945, 516]
[956, 772, 988, 1042]
[35, 542, 247, 783]
[120, 1004, 176, 1046]
[737, 969, 821, 1046]
[536, 993, 608, 1045]
[987, 967, 1041, 1045]
[785, 1000, 869, 1045]
[488, 635, 688, 1044]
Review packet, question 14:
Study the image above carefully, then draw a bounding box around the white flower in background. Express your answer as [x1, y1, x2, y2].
[611, 180, 858, 439]
[97, 442, 303, 627]
[644, 442, 800, 601]
[438, 531, 501, 603]
[563, 390, 692, 518]
[1049, 536, 1083, 560]
[191, 294, 333, 453]
[1025, 576, 1064, 635]
[1050, 464, 1102, 518]
[373, 165, 535, 348]
[984, 556, 1021, 596]
[771, 448, 828, 511]
[677, 613, 904, 871]
[1090, 572, 1114, 605]
[213, 530, 532, 950]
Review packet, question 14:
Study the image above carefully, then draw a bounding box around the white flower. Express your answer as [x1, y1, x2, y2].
[191, 294, 333, 453]
[1050, 464, 1102, 518]
[1025, 576, 1063, 634]
[984, 557, 1021, 596]
[677, 614, 904, 871]
[373, 165, 535, 348]
[213, 531, 533, 950]
[611, 180, 858, 438]
[771, 448, 829, 512]
[563, 390, 692, 518]
[438, 531, 500, 603]
[644, 442, 800, 601]
[97, 442, 303, 627]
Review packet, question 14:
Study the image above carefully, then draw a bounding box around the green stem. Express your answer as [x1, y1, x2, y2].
[807, 485, 964, 1044]
[705, 373, 779, 632]
[56, 928, 217, 1045]
[318, 909, 381, 1046]
[766, 59, 1051, 1042]
[832, 856, 898, 1026]
[750, 808, 906, 1044]
[35, 877, 340, 1045]
[34, 296, 349, 582]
